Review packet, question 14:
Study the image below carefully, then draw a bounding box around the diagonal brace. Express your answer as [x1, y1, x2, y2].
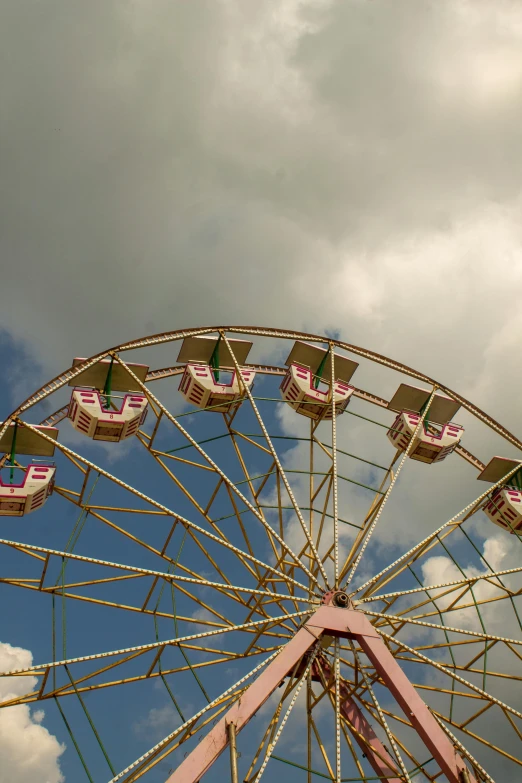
[164, 606, 477, 783]
[316, 655, 402, 783]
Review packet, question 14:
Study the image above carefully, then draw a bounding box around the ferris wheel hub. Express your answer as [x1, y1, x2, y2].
[321, 589, 352, 609]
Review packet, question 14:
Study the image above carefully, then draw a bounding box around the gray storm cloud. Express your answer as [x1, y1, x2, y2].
[1, 0, 522, 425]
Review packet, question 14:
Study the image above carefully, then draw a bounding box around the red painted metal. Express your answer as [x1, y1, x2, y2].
[317, 656, 402, 783]
[165, 624, 323, 783]
[358, 631, 472, 783]
[164, 607, 476, 783]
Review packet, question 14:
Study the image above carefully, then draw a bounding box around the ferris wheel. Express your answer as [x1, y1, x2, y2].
[0, 326, 521, 783]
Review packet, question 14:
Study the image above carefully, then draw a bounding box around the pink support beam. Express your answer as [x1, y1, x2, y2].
[358, 631, 473, 783]
[317, 657, 402, 783]
[165, 606, 477, 783]
[165, 623, 323, 783]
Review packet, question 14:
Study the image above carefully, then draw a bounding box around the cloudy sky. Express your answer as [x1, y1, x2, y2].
[2, 0, 522, 416]
[1, 1, 522, 781]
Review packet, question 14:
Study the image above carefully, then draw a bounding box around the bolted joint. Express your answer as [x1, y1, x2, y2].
[321, 590, 352, 609]
[333, 591, 350, 608]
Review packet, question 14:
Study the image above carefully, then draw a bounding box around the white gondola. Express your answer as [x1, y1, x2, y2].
[0, 423, 58, 516]
[477, 457, 522, 533]
[68, 358, 149, 442]
[177, 336, 255, 413]
[280, 341, 358, 421]
[386, 384, 464, 464]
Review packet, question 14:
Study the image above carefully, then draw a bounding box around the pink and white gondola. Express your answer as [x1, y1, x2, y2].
[386, 384, 464, 465]
[478, 456, 522, 533]
[177, 336, 256, 413]
[67, 358, 149, 442]
[0, 423, 58, 516]
[280, 341, 358, 421]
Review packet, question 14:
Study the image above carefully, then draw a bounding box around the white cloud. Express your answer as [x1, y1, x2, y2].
[0, 643, 65, 783]
[189, 607, 226, 648]
[133, 703, 181, 739]
[421, 530, 520, 634]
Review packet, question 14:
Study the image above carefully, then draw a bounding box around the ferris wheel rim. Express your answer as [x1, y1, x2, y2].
[0, 324, 520, 455]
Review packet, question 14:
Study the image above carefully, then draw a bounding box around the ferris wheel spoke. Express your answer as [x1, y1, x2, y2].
[240, 611, 297, 656]
[363, 583, 475, 621]
[243, 698, 285, 782]
[177, 524, 297, 616]
[0, 537, 313, 630]
[386, 590, 519, 627]
[220, 333, 330, 588]
[58, 491, 263, 615]
[120, 694, 238, 783]
[338, 458, 396, 585]
[430, 713, 496, 783]
[338, 719, 371, 783]
[212, 514, 317, 629]
[170, 581, 259, 628]
[364, 581, 516, 627]
[243, 653, 311, 782]
[309, 711, 337, 780]
[232, 561, 305, 634]
[220, 425, 304, 614]
[334, 638, 342, 782]
[18, 422, 313, 601]
[106, 647, 281, 783]
[359, 564, 522, 605]
[350, 642, 412, 782]
[309, 469, 335, 576]
[238, 562, 303, 628]
[250, 643, 321, 782]
[221, 477, 270, 578]
[1, 611, 297, 684]
[330, 346, 340, 591]
[357, 524, 463, 603]
[224, 420, 277, 522]
[366, 610, 522, 648]
[355, 696, 445, 782]
[75, 475, 296, 614]
[356, 708, 426, 782]
[222, 428, 309, 616]
[345, 387, 438, 590]
[3, 575, 299, 648]
[312, 661, 403, 781]
[432, 709, 522, 770]
[0, 612, 298, 677]
[3, 574, 277, 631]
[217, 423, 320, 620]
[394, 650, 522, 685]
[316, 688, 402, 780]
[407, 666, 522, 717]
[135, 436, 267, 586]
[110, 354, 321, 589]
[379, 631, 522, 725]
[2, 637, 292, 710]
[353, 456, 522, 600]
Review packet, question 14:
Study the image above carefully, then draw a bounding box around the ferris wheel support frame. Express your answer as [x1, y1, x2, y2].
[2, 326, 518, 783]
[166, 604, 476, 783]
